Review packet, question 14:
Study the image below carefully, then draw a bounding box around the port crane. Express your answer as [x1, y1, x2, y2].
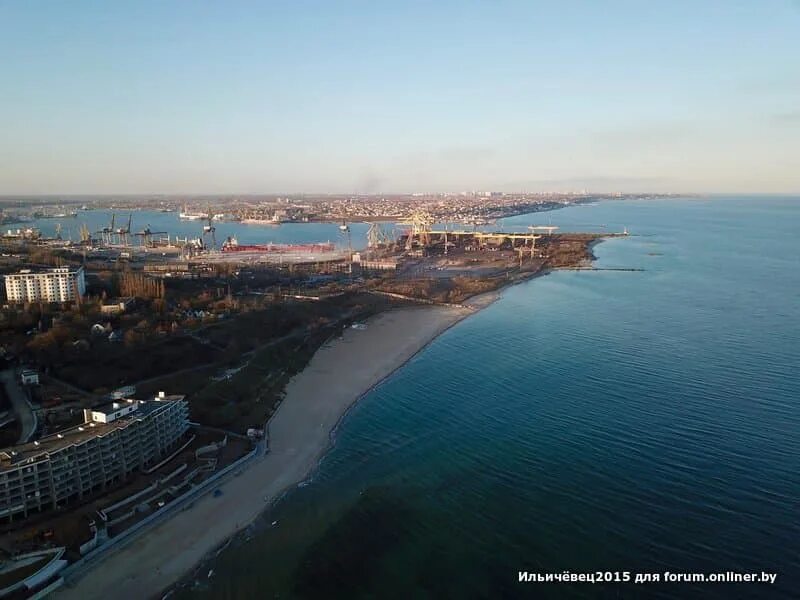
[114, 214, 133, 245]
[338, 221, 352, 256]
[401, 211, 434, 251]
[97, 214, 115, 245]
[202, 208, 217, 250]
[366, 222, 393, 249]
[134, 224, 169, 248]
[79, 223, 92, 244]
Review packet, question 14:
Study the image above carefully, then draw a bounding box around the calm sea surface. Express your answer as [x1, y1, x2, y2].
[173, 196, 798, 599]
[21, 210, 375, 248]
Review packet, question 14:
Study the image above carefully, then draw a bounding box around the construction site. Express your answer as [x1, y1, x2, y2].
[349, 212, 621, 302]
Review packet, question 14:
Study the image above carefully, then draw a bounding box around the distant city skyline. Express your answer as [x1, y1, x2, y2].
[1, 1, 798, 195]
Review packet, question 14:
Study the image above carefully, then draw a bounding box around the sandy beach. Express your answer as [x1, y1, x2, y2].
[55, 305, 472, 600]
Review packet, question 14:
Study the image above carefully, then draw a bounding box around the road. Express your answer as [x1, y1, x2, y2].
[0, 368, 36, 443]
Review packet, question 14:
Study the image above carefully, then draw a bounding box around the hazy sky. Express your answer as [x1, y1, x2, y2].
[1, 1, 798, 195]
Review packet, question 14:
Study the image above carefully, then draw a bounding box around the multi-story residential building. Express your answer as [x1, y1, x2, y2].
[4, 266, 86, 303]
[0, 393, 189, 523]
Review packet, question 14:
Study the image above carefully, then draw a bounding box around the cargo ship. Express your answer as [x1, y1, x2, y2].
[180, 206, 224, 220]
[179, 205, 205, 220]
[240, 217, 281, 225]
[220, 236, 335, 253]
[239, 211, 284, 225]
[35, 211, 77, 219]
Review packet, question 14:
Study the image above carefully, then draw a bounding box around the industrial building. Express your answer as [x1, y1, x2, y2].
[0, 393, 188, 523]
[99, 297, 135, 315]
[4, 266, 86, 303]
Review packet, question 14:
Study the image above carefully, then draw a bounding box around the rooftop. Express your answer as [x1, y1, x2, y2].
[92, 399, 137, 416]
[0, 394, 185, 471]
[6, 266, 84, 277]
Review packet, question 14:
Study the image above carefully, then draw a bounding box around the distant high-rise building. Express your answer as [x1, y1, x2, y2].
[4, 266, 86, 303]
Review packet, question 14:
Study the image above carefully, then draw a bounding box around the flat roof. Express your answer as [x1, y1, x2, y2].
[6, 266, 84, 277]
[91, 399, 137, 416]
[0, 395, 185, 471]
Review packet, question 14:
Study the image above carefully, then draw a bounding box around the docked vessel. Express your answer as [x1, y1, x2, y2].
[36, 211, 77, 219]
[179, 206, 205, 220]
[240, 218, 280, 225]
[240, 213, 283, 225]
[220, 236, 335, 254]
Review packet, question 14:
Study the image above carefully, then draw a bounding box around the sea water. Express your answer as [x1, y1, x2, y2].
[180, 196, 799, 599]
[22, 210, 373, 248]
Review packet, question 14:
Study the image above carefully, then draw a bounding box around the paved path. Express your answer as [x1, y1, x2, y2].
[0, 368, 36, 443]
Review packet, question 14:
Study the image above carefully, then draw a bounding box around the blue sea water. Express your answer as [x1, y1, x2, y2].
[20, 210, 374, 248]
[181, 196, 799, 599]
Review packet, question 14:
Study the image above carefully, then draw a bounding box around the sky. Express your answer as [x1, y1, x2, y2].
[0, 1, 798, 195]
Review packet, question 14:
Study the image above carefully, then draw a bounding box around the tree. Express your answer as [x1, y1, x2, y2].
[124, 329, 143, 347]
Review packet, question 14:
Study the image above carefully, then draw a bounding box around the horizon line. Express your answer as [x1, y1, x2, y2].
[2, 191, 798, 199]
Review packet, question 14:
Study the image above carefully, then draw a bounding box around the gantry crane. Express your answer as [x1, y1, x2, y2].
[366, 222, 393, 248]
[202, 208, 217, 250]
[97, 213, 115, 245]
[135, 224, 169, 248]
[114, 214, 133, 245]
[401, 211, 434, 251]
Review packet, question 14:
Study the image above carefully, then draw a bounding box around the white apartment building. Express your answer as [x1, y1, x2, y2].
[4, 267, 86, 303]
[0, 394, 189, 522]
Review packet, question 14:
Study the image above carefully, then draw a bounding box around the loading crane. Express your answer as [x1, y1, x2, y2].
[339, 220, 352, 256]
[202, 208, 217, 250]
[114, 213, 133, 245]
[134, 224, 169, 248]
[96, 214, 115, 245]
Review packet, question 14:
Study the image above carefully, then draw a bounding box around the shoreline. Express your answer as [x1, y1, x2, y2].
[53, 236, 608, 599]
[165, 286, 512, 594]
[167, 287, 508, 593]
[54, 245, 604, 599]
[54, 302, 486, 600]
[171, 299, 487, 593]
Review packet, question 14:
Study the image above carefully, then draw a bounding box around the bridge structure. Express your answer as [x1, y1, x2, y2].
[427, 230, 541, 254]
[400, 210, 553, 257]
[527, 225, 559, 235]
[428, 230, 541, 243]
